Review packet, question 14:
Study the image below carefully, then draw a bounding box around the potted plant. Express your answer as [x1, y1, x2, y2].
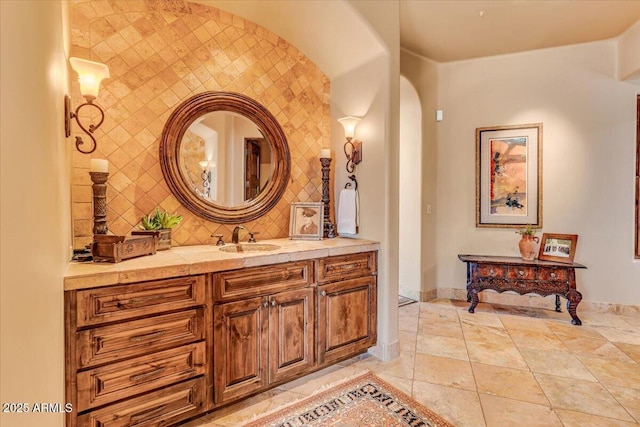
[515, 224, 539, 261]
[133, 208, 182, 250]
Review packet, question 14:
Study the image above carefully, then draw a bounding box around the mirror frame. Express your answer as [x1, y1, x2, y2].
[160, 91, 291, 224]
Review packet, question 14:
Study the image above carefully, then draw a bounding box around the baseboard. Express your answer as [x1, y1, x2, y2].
[368, 340, 399, 362]
[399, 287, 437, 302]
[435, 287, 640, 316]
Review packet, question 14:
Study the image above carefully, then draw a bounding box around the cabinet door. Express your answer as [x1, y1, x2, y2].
[213, 297, 268, 404]
[268, 288, 315, 383]
[318, 276, 377, 365]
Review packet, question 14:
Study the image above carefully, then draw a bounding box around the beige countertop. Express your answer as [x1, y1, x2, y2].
[64, 237, 380, 290]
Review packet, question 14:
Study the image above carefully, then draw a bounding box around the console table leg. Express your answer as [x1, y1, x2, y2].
[555, 295, 561, 312]
[566, 290, 583, 326]
[468, 288, 479, 313]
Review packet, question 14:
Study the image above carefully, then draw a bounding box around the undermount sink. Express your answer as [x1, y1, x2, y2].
[219, 243, 281, 253]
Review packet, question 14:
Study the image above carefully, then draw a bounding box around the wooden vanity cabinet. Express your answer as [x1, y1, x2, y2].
[65, 275, 210, 427]
[317, 252, 378, 365]
[212, 262, 315, 404]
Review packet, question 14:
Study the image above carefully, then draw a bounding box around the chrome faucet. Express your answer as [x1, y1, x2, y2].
[231, 225, 246, 244]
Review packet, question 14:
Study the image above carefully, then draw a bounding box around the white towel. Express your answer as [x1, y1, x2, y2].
[337, 188, 358, 235]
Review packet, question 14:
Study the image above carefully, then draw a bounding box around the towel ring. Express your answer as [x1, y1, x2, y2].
[344, 174, 358, 191]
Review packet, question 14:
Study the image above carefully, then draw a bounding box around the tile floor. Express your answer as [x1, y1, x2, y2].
[190, 299, 640, 427]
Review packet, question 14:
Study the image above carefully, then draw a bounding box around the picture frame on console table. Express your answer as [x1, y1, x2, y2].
[289, 202, 324, 240]
[476, 123, 542, 228]
[538, 233, 578, 263]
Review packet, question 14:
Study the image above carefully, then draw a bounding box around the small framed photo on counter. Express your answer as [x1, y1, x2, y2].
[289, 202, 324, 240]
[538, 233, 578, 263]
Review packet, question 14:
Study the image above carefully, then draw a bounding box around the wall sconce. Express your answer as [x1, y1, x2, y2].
[199, 160, 212, 198]
[338, 116, 362, 173]
[64, 57, 110, 154]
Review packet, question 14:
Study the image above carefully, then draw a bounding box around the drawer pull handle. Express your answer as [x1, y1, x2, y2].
[321, 290, 327, 296]
[129, 330, 167, 342]
[518, 270, 525, 277]
[263, 301, 269, 308]
[271, 300, 277, 307]
[129, 404, 167, 422]
[550, 272, 557, 279]
[129, 367, 166, 382]
[489, 269, 495, 275]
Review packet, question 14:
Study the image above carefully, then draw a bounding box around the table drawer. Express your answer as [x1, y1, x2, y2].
[507, 266, 535, 280]
[214, 261, 313, 301]
[77, 342, 205, 411]
[77, 309, 204, 369]
[538, 268, 568, 282]
[317, 252, 377, 284]
[475, 264, 504, 278]
[77, 377, 205, 427]
[76, 276, 205, 327]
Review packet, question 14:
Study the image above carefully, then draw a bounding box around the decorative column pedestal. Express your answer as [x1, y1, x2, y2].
[89, 171, 109, 235]
[320, 157, 336, 238]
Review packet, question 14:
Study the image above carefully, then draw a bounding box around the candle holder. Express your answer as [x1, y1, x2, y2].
[320, 157, 336, 238]
[89, 171, 109, 235]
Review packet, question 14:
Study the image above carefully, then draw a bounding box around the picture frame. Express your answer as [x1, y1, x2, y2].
[289, 202, 324, 240]
[538, 233, 578, 263]
[476, 123, 543, 228]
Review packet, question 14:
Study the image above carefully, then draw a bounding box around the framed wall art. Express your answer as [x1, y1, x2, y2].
[538, 233, 578, 263]
[476, 123, 543, 228]
[289, 202, 324, 240]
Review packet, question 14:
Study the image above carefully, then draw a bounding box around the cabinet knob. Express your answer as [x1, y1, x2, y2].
[550, 272, 557, 279]
[518, 270, 525, 277]
[263, 301, 268, 308]
[489, 269, 495, 275]
[271, 300, 276, 307]
[321, 290, 327, 296]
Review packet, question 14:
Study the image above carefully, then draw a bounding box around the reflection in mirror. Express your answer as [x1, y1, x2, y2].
[180, 111, 272, 207]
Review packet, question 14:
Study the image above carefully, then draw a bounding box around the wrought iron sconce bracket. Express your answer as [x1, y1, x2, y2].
[65, 95, 105, 155]
[343, 137, 362, 174]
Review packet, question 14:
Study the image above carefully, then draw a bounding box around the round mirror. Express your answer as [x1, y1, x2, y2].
[160, 92, 290, 224]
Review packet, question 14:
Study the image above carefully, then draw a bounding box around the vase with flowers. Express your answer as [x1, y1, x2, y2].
[516, 224, 539, 261]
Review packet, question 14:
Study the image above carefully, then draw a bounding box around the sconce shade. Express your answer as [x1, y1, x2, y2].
[199, 160, 209, 170]
[69, 57, 110, 99]
[338, 116, 361, 140]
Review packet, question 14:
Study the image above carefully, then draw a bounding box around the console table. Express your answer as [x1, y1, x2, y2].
[458, 255, 587, 325]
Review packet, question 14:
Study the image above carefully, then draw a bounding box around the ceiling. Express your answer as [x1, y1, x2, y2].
[400, 0, 640, 62]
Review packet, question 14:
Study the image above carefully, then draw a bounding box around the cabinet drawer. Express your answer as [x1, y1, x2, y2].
[75, 276, 205, 327]
[77, 342, 205, 411]
[77, 377, 205, 427]
[538, 268, 568, 282]
[507, 266, 535, 280]
[317, 252, 376, 284]
[476, 264, 504, 278]
[214, 261, 313, 301]
[77, 309, 204, 369]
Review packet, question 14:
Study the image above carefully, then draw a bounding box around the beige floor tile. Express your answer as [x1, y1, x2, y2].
[472, 362, 549, 405]
[458, 310, 504, 328]
[414, 353, 476, 391]
[499, 314, 554, 333]
[461, 322, 514, 346]
[581, 313, 638, 329]
[535, 373, 635, 422]
[419, 304, 461, 323]
[479, 394, 562, 427]
[509, 328, 571, 352]
[615, 342, 640, 364]
[560, 336, 636, 362]
[555, 408, 640, 427]
[412, 380, 486, 427]
[606, 384, 640, 423]
[466, 340, 528, 369]
[375, 373, 414, 396]
[418, 317, 464, 339]
[399, 330, 417, 352]
[416, 334, 469, 361]
[578, 356, 640, 390]
[519, 348, 598, 382]
[545, 319, 605, 339]
[399, 302, 420, 317]
[453, 299, 495, 313]
[399, 314, 419, 332]
[594, 325, 640, 346]
[355, 350, 415, 380]
[275, 365, 365, 394]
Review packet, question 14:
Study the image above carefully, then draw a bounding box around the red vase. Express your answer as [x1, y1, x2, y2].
[519, 235, 539, 261]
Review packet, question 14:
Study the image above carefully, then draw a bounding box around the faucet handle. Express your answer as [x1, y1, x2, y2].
[247, 231, 259, 243]
[211, 234, 225, 246]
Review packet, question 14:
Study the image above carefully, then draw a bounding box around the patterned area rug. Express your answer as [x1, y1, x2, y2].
[244, 371, 454, 427]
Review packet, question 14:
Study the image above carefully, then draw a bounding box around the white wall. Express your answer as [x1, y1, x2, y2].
[398, 76, 422, 300]
[0, 1, 70, 426]
[618, 20, 640, 81]
[434, 40, 640, 306]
